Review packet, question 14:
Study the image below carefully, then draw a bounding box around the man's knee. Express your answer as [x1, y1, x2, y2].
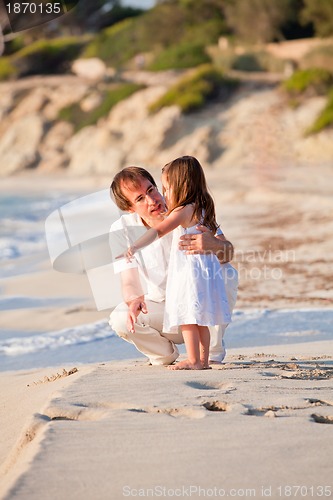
[109, 306, 129, 339]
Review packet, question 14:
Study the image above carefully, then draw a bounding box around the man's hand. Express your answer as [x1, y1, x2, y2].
[179, 225, 234, 264]
[127, 297, 147, 334]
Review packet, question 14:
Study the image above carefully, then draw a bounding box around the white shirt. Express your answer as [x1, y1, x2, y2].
[109, 212, 223, 303]
[110, 212, 172, 302]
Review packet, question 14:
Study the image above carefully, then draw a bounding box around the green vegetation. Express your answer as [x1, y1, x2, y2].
[301, 0, 333, 37]
[0, 57, 18, 81]
[83, 3, 226, 69]
[82, 19, 141, 68]
[149, 64, 238, 114]
[231, 53, 264, 72]
[282, 68, 333, 97]
[149, 42, 210, 71]
[12, 37, 89, 77]
[223, 0, 304, 43]
[307, 90, 333, 135]
[3, 36, 25, 56]
[283, 68, 333, 135]
[58, 82, 144, 132]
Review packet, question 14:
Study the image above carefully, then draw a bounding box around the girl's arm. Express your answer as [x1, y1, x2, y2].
[117, 205, 191, 260]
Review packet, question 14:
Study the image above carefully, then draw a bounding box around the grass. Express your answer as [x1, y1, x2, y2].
[148, 42, 210, 71]
[306, 89, 333, 135]
[282, 68, 333, 97]
[58, 82, 144, 131]
[0, 57, 17, 81]
[83, 9, 226, 70]
[82, 18, 141, 68]
[12, 36, 89, 76]
[149, 64, 238, 114]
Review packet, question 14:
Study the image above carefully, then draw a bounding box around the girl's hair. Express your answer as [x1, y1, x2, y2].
[162, 156, 218, 233]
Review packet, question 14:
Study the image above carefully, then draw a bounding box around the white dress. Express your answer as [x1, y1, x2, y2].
[163, 223, 232, 332]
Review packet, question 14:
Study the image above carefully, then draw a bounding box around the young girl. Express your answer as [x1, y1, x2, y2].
[121, 156, 231, 370]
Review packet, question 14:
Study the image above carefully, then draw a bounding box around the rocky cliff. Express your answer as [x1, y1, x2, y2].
[0, 68, 332, 178]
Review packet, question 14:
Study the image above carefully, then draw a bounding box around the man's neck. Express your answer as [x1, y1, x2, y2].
[140, 214, 165, 229]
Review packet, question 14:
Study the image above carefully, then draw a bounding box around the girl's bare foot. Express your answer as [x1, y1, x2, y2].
[168, 359, 203, 370]
[200, 359, 211, 370]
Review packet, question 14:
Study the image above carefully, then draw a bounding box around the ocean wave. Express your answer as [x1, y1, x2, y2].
[0, 193, 79, 263]
[0, 320, 116, 356]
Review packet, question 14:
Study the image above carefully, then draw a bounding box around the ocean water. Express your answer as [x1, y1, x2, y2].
[0, 191, 156, 372]
[0, 192, 76, 276]
[0, 193, 332, 373]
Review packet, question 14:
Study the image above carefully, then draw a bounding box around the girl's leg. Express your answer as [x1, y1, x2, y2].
[168, 324, 203, 370]
[198, 326, 210, 369]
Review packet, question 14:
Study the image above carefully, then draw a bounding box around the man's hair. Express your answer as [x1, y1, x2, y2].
[110, 166, 157, 211]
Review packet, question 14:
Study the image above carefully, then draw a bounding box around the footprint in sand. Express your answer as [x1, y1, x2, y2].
[311, 414, 333, 424]
[202, 401, 231, 412]
[185, 381, 236, 393]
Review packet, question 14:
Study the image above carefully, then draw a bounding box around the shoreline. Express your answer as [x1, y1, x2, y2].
[1, 340, 332, 498]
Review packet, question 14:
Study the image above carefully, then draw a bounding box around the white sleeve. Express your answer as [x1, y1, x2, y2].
[109, 218, 138, 274]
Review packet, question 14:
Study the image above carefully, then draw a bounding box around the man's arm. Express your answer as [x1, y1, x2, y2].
[120, 267, 147, 333]
[178, 225, 234, 264]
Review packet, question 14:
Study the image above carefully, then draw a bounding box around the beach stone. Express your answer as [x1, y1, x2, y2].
[264, 410, 276, 418]
[0, 114, 44, 175]
[71, 58, 107, 81]
[80, 93, 103, 112]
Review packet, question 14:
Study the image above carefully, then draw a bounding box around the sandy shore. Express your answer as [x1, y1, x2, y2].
[1, 342, 332, 499]
[1, 159, 333, 498]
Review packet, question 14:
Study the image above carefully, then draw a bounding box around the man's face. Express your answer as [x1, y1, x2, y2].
[121, 177, 166, 227]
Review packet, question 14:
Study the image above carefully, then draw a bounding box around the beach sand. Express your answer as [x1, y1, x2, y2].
[1, 342, 332, 499]
[1, 165, 333, 498]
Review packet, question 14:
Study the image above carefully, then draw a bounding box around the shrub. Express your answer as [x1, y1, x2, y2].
[3, 35, 25, 56]
[82, 19, 140, 68]
[58, 82, 144, 131]
[0, 57, 18, 81]
[209, 45, 285, 74]
[82, 4, 227, 69]
[306, 90, 333, 135]
[12, 37, 88, 76]
[149, 64, 238, 114]
[301, 0, 333, 37]
[149, 42, 210, 71]
[231, 53, 264, 72]
[282, 68, 333, 97]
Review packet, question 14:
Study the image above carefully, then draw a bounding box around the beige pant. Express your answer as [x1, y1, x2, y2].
[109, 264, 238, 365]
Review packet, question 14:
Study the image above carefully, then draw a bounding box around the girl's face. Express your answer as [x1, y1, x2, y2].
[161, 172, 173, 208]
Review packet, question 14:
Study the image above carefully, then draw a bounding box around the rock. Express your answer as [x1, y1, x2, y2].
[71, 58, 107, 82]
[65, 126, 124, 175]
[106, 86, 181, 166]
[0, 114, 44, 175]
[38, 121, 74, 170]
[43, 82, 88, 120]
[11, 88, 49, 119]
[80, 93, 103, 113]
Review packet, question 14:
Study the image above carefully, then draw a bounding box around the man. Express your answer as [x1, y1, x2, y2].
[109, 166, 238, 366]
